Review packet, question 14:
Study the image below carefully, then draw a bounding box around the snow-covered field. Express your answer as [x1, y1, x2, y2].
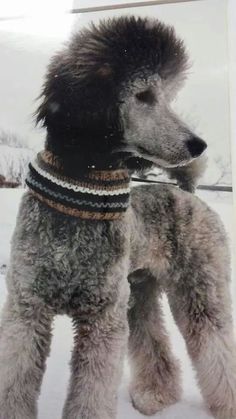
[0, 188, 234, 419]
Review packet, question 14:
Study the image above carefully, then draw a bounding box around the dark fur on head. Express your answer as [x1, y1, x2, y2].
[36, 16, 207, 191]
[36, 17, 189, 173]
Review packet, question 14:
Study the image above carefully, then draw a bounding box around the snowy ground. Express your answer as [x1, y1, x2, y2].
[0, 188, 234, 419]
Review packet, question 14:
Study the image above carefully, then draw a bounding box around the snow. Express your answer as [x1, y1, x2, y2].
[0, 129, 35, 184]
[0, 144, 34, 184]
[0, 188, 234, 419]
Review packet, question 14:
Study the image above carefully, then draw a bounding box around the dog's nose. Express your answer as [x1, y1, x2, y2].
[186, 137, 207, 158]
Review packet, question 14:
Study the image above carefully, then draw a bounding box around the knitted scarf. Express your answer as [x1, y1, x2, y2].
[26, 151, 131, 220]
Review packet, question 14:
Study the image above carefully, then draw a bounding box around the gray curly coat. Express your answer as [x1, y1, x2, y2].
[0, 16, 235, 419]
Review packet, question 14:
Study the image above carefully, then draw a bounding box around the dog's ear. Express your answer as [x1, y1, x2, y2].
[36, 59, 114, 124]
[36, 54, 74, 134]
[36, 52, 120, 156]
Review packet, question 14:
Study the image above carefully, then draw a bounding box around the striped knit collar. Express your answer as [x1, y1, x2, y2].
[26, 151, 131, 220]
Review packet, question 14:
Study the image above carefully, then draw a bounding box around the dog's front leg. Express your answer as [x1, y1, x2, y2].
[62, 299, 129, 419]
[128, 270, 182, 416]
[0, 295, 53, 419]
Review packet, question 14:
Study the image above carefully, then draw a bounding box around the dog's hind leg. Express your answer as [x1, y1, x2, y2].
[62, 297, 129, 419]
[128, 269, 182, 416]
[0, 295, 53, 419]
[167, 249, 236, 419]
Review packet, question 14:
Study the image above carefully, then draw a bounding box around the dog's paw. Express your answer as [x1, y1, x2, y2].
[210, 405, 236, 419]
[130, 384, 180, 416]
[130, 386, 165, 415]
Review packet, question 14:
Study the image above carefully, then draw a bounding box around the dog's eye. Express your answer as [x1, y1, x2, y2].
[135, 90, 156, 105]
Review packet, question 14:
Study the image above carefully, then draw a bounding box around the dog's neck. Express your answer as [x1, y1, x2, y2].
[26, 150, 131, 220]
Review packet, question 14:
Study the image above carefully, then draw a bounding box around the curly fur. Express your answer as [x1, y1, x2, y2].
[0, 16, 235, 419]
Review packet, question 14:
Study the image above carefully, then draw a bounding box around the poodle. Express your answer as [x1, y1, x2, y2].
[0, 17, 235, 419]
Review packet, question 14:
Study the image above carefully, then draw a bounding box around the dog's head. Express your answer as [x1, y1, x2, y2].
[36, 16, 207, 173]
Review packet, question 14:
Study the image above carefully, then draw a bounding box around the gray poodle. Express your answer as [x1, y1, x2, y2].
[0, 17, 235, 419]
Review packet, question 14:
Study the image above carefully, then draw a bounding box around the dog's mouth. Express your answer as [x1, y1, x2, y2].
[114, 145, 198, 169]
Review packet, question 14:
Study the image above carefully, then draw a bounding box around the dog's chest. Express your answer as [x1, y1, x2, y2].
[29, 215, 129, 314]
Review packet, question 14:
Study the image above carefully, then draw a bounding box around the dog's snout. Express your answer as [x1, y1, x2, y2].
[186, 137, 207, 158]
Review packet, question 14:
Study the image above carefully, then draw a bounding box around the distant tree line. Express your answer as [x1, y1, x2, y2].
[0, 130, 34, 188]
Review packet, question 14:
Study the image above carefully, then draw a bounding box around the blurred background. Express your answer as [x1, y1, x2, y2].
[0, 1, 235, 418]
